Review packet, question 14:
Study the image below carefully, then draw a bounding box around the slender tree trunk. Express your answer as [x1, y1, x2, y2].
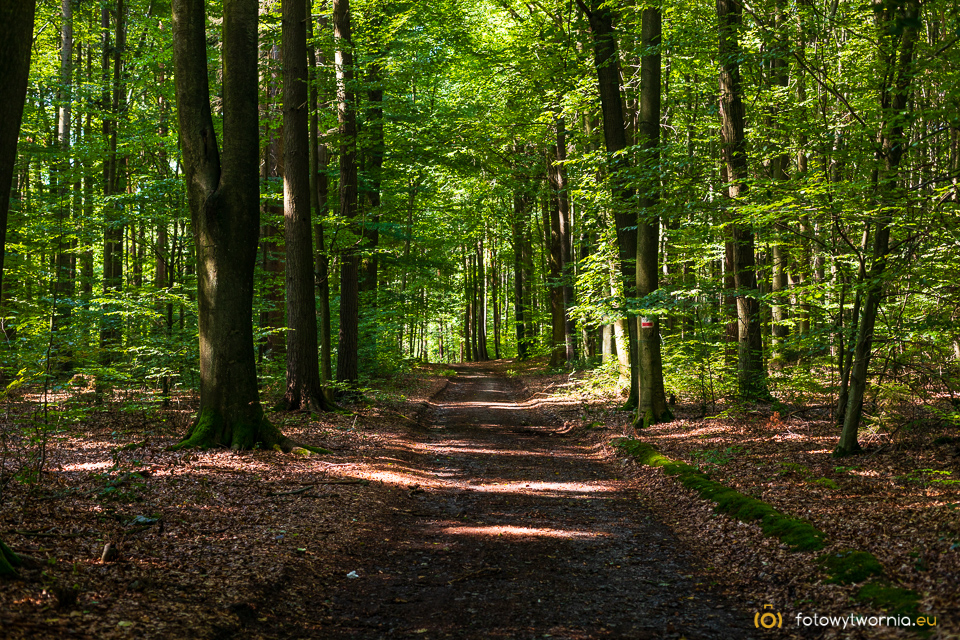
[308, 8, 333, 401]
[101, 1, 126, 361]
[259, 41, 285, 359]
[836, 1, 919, 455]
[361, 57, 384, 296]
[718, 0, 769, 400]
[554, 117, 576, 362]
[512, 187, 529, 359]
[171, 0, 312, 452]
[634, 6, 672, 428]
[53, 0, 74, 362]
[546, 144, 566, 367]
[334, 0, 360, 387]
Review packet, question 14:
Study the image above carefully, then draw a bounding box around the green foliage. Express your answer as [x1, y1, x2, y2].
[689, 445, 747, 468]
[92, 471, 148, 503]
[895, 469, 960, 487]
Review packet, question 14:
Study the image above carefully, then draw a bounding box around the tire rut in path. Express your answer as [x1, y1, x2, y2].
[321, 365, 759, 639]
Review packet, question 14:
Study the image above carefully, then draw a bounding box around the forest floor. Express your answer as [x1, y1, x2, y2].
[0, 360, 957, 639]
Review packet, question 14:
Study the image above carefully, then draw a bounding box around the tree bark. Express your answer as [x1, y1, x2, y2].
[100, 0, 126, 361]
[634, 6, 672, 428]
[512, 188, 529, 359]
[577, 0, 639, 410]
[334, 0, 360, 388]
[308, 7, 333, 401]
[546, 144, 566, 367]
[0, 0, 36, 376]
[718, 0, 769, 400]
[835, 0, 919, 456]
[281, 0, 334, 412]
[171, 0, 315, 452]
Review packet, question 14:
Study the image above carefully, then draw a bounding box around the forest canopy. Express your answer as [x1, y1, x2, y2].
[0, 0, 958, 453]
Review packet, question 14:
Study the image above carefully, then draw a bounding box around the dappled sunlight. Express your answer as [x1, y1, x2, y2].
[441, 524, 605, 539]
[62, 461, 113, 472]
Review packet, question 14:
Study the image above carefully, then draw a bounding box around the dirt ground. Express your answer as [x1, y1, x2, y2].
[0, 360, 955, 638]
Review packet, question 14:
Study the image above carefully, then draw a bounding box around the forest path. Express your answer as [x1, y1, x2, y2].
[309, 364, 759, 639]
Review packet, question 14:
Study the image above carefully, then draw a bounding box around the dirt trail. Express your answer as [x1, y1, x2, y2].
[316, 365, 759, 639]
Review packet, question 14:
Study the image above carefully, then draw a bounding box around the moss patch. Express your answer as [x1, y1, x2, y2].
[818, 550, 884, 584]
[856, 580, 920, 617]
[615, 439, 826, 551]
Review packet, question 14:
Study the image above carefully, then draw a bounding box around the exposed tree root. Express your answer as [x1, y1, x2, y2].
[0, 538, 22, 578]
[169, 408, 331, 454]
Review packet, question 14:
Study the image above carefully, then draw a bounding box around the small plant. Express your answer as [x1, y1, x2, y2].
[895, 469, 959, 488]
[689, 445, 746, 468]
[778, 462, 811, 477]
[93, 471, 148, 503]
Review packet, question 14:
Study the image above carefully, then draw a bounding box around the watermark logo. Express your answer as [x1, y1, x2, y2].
[755, 605, 783, 629]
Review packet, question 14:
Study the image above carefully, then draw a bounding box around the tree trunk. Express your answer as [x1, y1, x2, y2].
[512, 187, 530, 359]
[546, 144, 566, 367]
[0, 0, 36, 348]
[259, 41, 285, 360]
[836, 1, 919, 455]
[361, 56, 384, 296]
[334, 0, 360, 388]
[718, 0, 769, 400]
[634, 6, 672, 428]
[280, 0, 333, 412]
[578, 0, 639, 409]
[554, 117, 576, 362]
[171, 0, 313, 452]
[101, 0, 126, 361]
[308, 7, 333, 401]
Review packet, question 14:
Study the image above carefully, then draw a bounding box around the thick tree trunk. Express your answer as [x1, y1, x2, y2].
[334, 0, 360, 387]
[281, 0, 333, 412]
[836, 1, 919, 456]
[171, 0, 315, 452]
[0, 0, 36, 317]
[718, 0, 769, 400]
[634, 6, 672, 429]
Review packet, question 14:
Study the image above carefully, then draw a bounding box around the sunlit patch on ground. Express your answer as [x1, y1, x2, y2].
[441, 525, 603, 539]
